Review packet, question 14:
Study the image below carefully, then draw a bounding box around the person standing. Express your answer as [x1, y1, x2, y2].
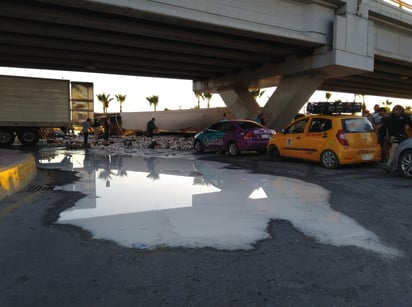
[372, 107, 387, 131]
[93, 118, 101, 139]
[256, 113, 266, 126]
[373, 107, 388, 162]
[379, 105, 411, 173]
[103, 116, 110, 141]
[82, 118, 92, 145]
[146, 117, 157, 139]
[368, 104, 380, 122]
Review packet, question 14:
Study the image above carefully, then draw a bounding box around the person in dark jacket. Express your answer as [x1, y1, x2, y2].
[379, 105, 411, 173]
[82, 118, 92, 145]
[146, 117, 157, 139]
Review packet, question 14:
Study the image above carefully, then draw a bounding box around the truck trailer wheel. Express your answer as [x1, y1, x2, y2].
[18, 129, 40, 146]
[0, 129, 15, 146]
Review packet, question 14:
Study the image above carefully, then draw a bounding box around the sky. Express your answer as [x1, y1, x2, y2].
[1, 66, 411, 114]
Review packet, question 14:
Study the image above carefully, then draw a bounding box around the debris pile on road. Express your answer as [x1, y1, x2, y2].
[93, 135, 194, 151]
[52, 135, 193, 151]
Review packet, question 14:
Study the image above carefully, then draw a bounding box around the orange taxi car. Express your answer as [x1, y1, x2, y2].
[267, 114, 381, 168]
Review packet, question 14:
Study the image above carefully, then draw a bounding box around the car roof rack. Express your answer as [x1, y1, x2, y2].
[306, 102, 362, 115]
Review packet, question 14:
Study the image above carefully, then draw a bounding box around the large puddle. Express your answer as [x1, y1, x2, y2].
[37, 148, 400, 257]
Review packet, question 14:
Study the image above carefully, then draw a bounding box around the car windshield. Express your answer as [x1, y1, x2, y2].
[286, 118, 308, 133]
[342, 118, 374, 132]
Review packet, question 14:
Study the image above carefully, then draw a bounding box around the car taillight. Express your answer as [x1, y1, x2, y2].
[336, 129, 349, 146]
[243, 132, 254, 140]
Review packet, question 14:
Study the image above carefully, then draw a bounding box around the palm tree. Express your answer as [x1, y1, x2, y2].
[96, 93, 113, 113]
[382, 99, 392, 112]
[115, 94, 126, 113]
[146, 95, 159, 112]
[194, 92, 204, 109]
[203, 92, 212, 108]
[325, 92, 332, 102]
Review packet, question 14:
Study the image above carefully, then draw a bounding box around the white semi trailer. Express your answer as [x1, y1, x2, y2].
[0, 75, 93, 146]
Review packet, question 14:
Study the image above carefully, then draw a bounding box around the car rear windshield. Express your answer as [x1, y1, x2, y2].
[238, 122, 262, 129]
[342, 118, 374, 133]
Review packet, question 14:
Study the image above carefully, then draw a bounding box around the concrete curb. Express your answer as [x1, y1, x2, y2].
[0, 149, 37, 201]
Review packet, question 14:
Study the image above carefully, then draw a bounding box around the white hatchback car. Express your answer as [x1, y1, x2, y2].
[397, 138, 412, 178]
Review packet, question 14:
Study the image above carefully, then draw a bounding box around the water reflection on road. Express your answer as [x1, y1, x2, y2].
[37, 148, 401, 257]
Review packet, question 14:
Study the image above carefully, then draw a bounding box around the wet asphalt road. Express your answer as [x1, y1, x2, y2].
[1, 149, 412, 307]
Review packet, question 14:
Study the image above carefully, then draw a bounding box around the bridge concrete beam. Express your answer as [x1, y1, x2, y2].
[218, 88, 260, 120]
[212, 39, 374, 128]
[262, 74, 326, 131]
[216, 73, 325, 130]
[199, 4, 376, 128]
[194, 47, 374, 94]
[194, 5, 375, 92]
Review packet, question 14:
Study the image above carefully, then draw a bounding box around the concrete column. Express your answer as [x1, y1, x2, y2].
[218, 87, 260, 120]
[262, 74, 325, 131]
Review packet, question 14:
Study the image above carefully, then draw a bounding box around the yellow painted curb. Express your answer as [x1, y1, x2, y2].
[0, 152, 37, 201]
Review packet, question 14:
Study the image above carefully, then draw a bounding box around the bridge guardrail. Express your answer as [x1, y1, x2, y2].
[386, 0, 412, 10]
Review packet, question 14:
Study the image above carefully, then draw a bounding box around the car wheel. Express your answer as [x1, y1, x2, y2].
[193, 140, 204, 153]
[320, 150, 339, 169]
[0, 129, 16, 147]
[267, 144, 280, 160]
[228, 142, 239, 156]
[398, 149, 412, 178]
[18, 129, 39, 146]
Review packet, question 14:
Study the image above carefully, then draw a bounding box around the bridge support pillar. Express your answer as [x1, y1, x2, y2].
[262, 74, 325, 131]
[218, 87, 260, 120]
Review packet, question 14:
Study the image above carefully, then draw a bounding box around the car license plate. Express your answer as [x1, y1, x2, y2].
[361, 153, 372, 160]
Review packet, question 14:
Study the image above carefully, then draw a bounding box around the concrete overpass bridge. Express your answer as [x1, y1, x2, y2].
[1, 0, 412, 129]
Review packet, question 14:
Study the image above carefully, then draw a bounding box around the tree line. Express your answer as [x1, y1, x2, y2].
[95, 89, 268, 113]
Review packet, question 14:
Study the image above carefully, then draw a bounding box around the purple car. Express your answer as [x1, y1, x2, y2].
[193, 119, 274, 156]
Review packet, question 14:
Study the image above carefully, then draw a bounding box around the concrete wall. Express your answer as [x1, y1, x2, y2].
[121, 107, 231, 132]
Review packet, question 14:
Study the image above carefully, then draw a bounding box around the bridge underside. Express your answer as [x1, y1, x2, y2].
[1, 0, 412, 129]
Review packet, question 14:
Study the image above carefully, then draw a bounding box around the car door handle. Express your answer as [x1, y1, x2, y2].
[296, 136, 301, 139]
